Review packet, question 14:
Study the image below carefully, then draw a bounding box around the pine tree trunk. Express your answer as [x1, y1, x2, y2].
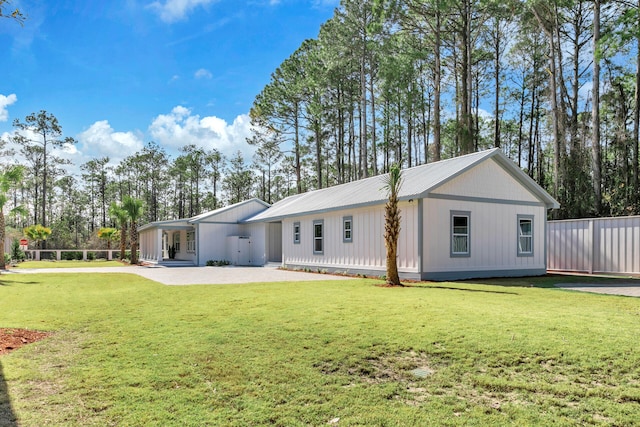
[0, 211, 6, 270]
[592, 0, 602, 214]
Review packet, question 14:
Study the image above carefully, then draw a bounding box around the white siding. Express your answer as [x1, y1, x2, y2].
[431, 158, 540, 203]
[548, 216, 640, 274]
[240, 222, 268, 266]
[196, 200, 268, 224]
[282, 202, 419, 274]
[422, 198, 547, 275]
[197, 223, 240, 265]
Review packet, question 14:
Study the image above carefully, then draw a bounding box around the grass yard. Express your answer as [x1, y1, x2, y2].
[13, 260, 125, 269]
[0, 273, 639, 426]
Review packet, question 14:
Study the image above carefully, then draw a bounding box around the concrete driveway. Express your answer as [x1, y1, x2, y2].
[554, 282, 640, 297]
[7, 265, 356, 285]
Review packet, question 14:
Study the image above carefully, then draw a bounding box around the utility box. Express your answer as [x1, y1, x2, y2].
[226, 236, 252, 266]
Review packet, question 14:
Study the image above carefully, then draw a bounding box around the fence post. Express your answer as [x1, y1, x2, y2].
[588, 219, 594, 274]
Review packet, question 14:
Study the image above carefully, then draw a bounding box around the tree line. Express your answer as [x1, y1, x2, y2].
[1, 111, 268, 250]
[3, 0, 640, 251]
[250, 0, 640, 219]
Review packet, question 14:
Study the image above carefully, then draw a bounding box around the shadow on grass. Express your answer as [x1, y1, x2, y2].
[407, 284, 520, 295]
[0, 361, 18, 426]
[0, 280, 41, 287]
[458, 274, 640, 289]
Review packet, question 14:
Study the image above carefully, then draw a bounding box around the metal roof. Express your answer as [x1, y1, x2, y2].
[139, 198, 270, 231]
[245, 149, 559, 223]
[187, 198, 270, 223]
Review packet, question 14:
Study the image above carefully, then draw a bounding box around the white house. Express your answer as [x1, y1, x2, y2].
[138, 198, 272, 267]
[139, 148, 559, 280]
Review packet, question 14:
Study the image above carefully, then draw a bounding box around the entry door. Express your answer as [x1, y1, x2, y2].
[238, 237, 251, 265]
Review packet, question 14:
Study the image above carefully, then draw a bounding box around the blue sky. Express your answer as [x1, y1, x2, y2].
[1, 0, 338, 169]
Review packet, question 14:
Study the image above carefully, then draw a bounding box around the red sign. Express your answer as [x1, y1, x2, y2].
[19, 239, 28, 246]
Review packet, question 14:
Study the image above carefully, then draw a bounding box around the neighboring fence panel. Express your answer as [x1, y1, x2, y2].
[548, 216, 640, 274]
[24, 249, 120, 261]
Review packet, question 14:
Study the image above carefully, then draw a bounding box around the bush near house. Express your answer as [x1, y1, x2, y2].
[206, 259, 230, 266]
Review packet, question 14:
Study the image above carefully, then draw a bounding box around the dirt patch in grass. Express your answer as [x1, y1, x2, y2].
[0, 328, 51, 355]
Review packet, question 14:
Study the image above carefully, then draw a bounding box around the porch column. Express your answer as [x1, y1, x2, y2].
[156, 228, 163, 262]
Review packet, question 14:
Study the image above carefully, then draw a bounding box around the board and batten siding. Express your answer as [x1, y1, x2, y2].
[194, 200, 269, 266]
[197, 223, 240, 265]
[431, 157, 541, 203]
[281, 201, 419, 276]
[198, 200, 267, 224]
[423, 157, 548, 279]
[422, 199, 547, 278]
[548, 216, 640, 274]
[239, 222, 269, 266]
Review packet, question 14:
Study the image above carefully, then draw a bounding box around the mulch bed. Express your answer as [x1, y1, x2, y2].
[0, 328, 51, 356]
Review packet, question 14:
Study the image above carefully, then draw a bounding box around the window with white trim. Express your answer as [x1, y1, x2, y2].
[451, 211, 470, 257]
[186, 231, 196, 253]
[343, 216, 353, 243]
[293, 222, 300, 244]
[517, 215, 534, 256]
[313, 220, 324, 254]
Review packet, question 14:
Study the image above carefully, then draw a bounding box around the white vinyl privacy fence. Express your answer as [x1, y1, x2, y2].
[547, 216, 640, 275]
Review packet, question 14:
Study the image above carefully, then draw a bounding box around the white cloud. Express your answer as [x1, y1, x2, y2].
[147, 0, 219, 23]
[148, 106, 255, 159]
[77, 120, 145, 164]
[194, 68, 212, 79]
[0, 94, 17, 122]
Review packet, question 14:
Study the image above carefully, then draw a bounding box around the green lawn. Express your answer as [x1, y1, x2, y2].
[1, 273, 639, 426]
[13, 260, 125, 269]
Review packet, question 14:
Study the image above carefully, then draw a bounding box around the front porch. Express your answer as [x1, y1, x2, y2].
[138, 220, 197, 266]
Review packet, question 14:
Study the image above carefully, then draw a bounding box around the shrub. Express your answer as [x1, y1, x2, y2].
[206, 260, 230, 267]
[86, 252, 96, 261]
[61, 251, 81, 261]
[10, 239, 25, 262]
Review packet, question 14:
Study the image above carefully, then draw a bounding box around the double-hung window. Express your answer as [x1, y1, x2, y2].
[313, 220, 324, 254]
[451, 211, 470, 257]
[517, 215, 534, 256]
[343, 216, 353, 243]
[186, 231, 196, 253]
[293, 222, 301, 244]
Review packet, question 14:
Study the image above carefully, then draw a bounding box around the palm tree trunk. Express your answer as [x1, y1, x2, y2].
[120, 224, 127, 261]
[130, 221, 138, 264]
[384, 195, 401, 286]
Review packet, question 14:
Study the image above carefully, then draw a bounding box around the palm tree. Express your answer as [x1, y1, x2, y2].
[109, 202, 128, 261]
[97, 227, 119, 250]
[0, 166, 26, 269]
[23, 224, 52, 250]
[122, 196, 143, 264]
[381, 163, 403, 286]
